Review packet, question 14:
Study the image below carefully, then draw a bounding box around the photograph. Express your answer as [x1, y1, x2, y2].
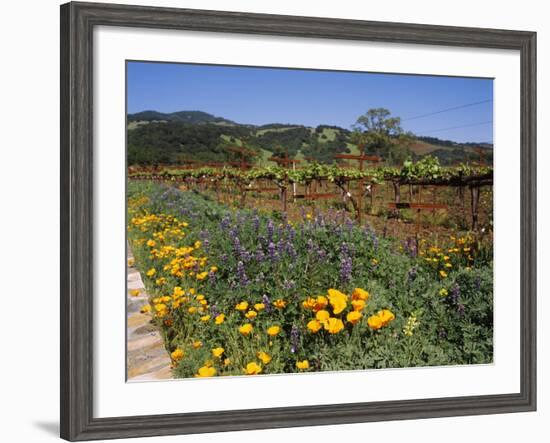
[125, 61, 494, 381]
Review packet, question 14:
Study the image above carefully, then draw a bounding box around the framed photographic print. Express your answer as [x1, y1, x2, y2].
[60, 1, 537, 441]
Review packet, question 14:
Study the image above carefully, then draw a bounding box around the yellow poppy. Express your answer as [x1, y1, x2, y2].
[235, 301, 249, 311]
[239, 323, 253, 336]
[273, 299, 287, 309]
[212, 347, 224, 358]
[296, 360, 309, 370]
[267, 326, 281, 337]
[352, 288, 369, 301]
[367, 315, 383, 330]
[324, 317, 344, 334]
[327, 289, 348, 314]
[171, 348, 184, 361]
[307, 319, 322, 333]
[243, 362, 262, 375]
[346, 311, 362, 325]
[378, 309, 395, 326]
[196, 366, 216, 377]
[315, 309, 330, 323]
[257, 351, 272, 365]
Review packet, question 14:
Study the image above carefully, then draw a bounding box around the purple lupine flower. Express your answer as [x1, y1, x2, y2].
[236, 212, 246, 227]
[262, 294, 273, 313]
[299, 222, 306, 238]
[290, 325, 300, 354]
[438, 328, 448, 339]
[306, 238, 315, 251]
[403, 237, 417, 258]
[220, 215, 231, 230]
[236, 261, 249, 286]
[340, 254, 352, 284]
[340, 242, 350, 256]
[275, 225, 283, 240]
[199, 230, 210, 250]
[363, 224, 372, 236]
[287, 225, 296, 242]
[267, 219, 274, 241]
[208, 270, 217, 285]
[252, 214, 260, 232]
[372, 234, 379, 251]
[450, 283, 460, 305]
[317, 248, 327, 262]
[286, 243, 297, 259]
[457, 303, 465, 317]
[231, 234, 240, 249]
[283, 279, 296, 290]
[232, 236, 248, 261]
[314, 212, 325, 228]
[209, 304, 219, 318]
[255, 247, 265, 263]
[229, 227, 239, 240]
[268, 242, 278, 262]
[278, 239, 286, 255]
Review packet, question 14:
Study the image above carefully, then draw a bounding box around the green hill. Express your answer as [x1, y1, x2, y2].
[127, 110, 493, 167]
[128, 110, 237, 126]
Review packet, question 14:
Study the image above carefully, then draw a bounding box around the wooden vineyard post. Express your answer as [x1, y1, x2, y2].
[280, 185, 288, 213]
[333, 149, 381, 223]
[239, 183, 246, 208]
[393, 180, 401, 218]
[269, 149, 300, 208]
[214, 179, 220, 203]
[370, 184, 375, 213]
[470, 185, 480, 231]
[457, 185, 466, 228]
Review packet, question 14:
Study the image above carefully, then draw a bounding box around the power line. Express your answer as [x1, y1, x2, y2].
[418, 120, 493, 135]
[402, 99, 493, 122]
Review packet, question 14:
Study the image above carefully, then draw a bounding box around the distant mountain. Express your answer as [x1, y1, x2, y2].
[416, 136, 493, 150]
[128, 110, 237, 126]
[127, 110, 493, 166]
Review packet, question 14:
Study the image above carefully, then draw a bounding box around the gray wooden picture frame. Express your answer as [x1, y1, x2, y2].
[60, 1, 537, 441]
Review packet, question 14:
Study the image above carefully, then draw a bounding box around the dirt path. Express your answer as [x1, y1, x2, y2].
[126, 247, 172, 381]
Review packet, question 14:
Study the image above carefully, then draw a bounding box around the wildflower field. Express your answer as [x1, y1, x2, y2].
[128, 180, 493, 379]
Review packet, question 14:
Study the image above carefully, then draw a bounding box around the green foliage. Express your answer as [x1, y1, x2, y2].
[127, 122, 252, 165]
[351, 108, 415, 164]
[130, 158, 493, 189]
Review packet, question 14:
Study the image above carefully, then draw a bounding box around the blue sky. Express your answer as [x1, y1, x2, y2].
[127, 61, 493, 143]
